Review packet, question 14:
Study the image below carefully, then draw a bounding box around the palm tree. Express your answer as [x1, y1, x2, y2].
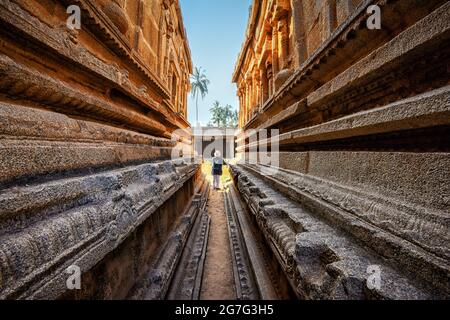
[190, 67, 210, 126]
[230, 109, 238, 128]
[223, 104, 233, 126]
[210, 102, 238, 127]
[210, 100, 222, 127]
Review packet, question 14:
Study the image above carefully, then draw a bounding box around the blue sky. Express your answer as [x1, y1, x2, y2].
[179, 0, 252, 126]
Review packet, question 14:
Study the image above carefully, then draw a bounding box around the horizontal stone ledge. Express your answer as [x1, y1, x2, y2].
[0, 102, 175, 146]
[0, 54, 170, 137]
[233, 164, 449, 297]
[307, 1, 450, 109]
[0, 159, 199, 232]
[224, 183, 283, 300]
[242, 0, 450, 132]
[240, 0, 376, 130]
[278, 150, 449, 209]
[64, 0, 168, 94]
[129, 180, 210, 300]
[0, 102, 183, 187]
[136, 177, 210, 300]
[0, 159, 200, 299]
[238, 85, 450, 151]
[166, 192, 210, 299]
[0, 0, 170, 101]
[224, 183, 260, 300]
[230, 165, 449, 299]
[0, 139, 174, 189]
[241, 0, 448, 130]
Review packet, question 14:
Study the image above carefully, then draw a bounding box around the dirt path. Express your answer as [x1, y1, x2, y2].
[200, 187, 236, 300]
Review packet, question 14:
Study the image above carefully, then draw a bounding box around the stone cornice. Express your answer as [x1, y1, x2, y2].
[241, 0, 450, 132]
[232, 0, 262, 83]
[61, 0, 171, 99]
[238, 86, 450, 152]
[173, 0, 193, 74]
[0, 102, 180, 187]
[241, 0, 378, 130]
[0, 54, 168, 136]
[0, 0, 192, 135]
[242, 0, 449, 131]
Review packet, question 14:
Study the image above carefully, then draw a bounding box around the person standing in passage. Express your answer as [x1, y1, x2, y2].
[212, 150, 226, 190]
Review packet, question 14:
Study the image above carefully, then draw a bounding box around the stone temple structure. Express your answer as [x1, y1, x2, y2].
[232, 0, 450, 299]
[0, 0, 213, 299]
[0, 0, 449, 301]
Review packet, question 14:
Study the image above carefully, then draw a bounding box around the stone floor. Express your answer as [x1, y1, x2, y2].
[200, 187, 236, 300]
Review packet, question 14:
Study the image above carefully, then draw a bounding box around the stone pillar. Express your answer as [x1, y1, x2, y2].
[260, 65, 268, 105]
[241, 88, 245, 127]
[336, 0, 355, 25]
[248, 79, 252, 112]
[245, 83, 249, 124]
[164, 14, 173, 83]
[254, 69, 261, 111]
[185, 80, 189, 115]
[290, 0, 307, 68]
[271, 25, 279, 76]
[238, 88, 244, 128]
[247, 77, 253, 119]
[266, 62, 274, 98]
[238, 91, 242, 127]
[242, 86, 245, 125]
[239, 97, 243, 127]
[278, 18, 289, 70]
[256, 80, 260, 111]
[274, 15, 292, 89]
[168, 71, 172, 95]
[135, 0, 144, 51]
[323, 0, 337, 40]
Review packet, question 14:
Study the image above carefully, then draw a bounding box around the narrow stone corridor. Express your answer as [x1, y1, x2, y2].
[200, 188, 236, 300]
[0, 0, 448, 302]
[163, 166, 286, 300]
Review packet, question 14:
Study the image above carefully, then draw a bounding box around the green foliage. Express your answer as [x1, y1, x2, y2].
[190, 67, 210, 125]
[209, 101, 238, 128]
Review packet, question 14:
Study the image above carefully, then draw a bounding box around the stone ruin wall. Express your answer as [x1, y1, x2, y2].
[0, 0, 202, 299]
[233, 0, 450, 299]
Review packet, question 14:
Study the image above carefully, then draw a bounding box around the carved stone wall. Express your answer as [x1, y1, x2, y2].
[233, 0, 450, 299]
[0, 0, 198, 299]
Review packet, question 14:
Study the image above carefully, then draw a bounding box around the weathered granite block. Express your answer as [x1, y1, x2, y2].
[233, 0, 450, 300]
[0, 0, 196, 300]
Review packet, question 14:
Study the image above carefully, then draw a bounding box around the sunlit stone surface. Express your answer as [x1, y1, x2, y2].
[0, 0, 203, 299]
[0, 0, 449, 301]
[232, 0, 450, 299]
